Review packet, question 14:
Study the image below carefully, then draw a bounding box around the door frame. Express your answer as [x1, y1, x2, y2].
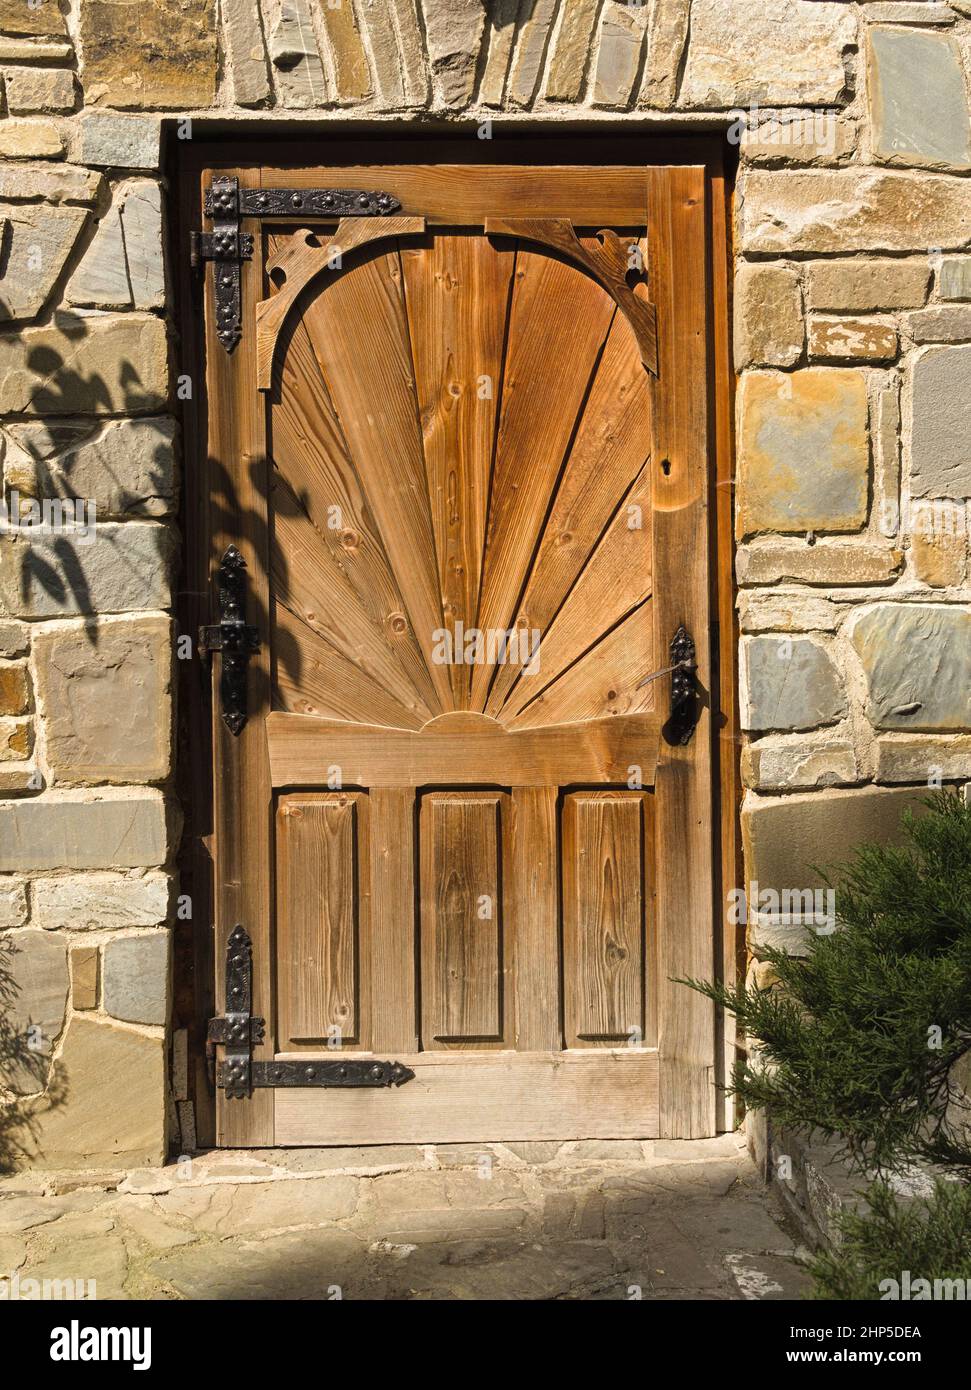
[171, 130, 740, 1150]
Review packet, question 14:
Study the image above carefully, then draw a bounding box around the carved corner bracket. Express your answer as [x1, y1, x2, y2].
[484, 218, 658, 376]
[254, 216, 426, 390]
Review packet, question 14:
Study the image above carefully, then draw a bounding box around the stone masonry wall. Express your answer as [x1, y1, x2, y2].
[0, 0, 968, 1169]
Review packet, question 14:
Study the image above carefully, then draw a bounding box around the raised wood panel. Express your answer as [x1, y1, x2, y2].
[369, 788, 419, 1053]
[276, 793, 369, 1050]
[510, 786, 560, 1052]
[420, 792, 506, 1046]
[563, 792, 648, 1048]
[274, 1050, 659, 1144]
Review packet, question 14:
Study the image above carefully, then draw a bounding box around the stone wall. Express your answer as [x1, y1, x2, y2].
[0, 0, 968, 1169]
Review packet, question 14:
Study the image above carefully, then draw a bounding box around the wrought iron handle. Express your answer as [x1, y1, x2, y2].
[199, 546, 261, 736]
[665, 624, 699, 745]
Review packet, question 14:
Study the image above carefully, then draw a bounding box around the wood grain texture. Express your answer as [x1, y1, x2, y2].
[273, 600, 430, 728]
[202, 161, 718, 1150]
[487, 310, 654, 718]
[710, 160, 742, 1132]
[648, 166, 716, 1138]
[510, 787, 560, 1052]
[401, 233, 515, 708]
[264, 165, 660, 224]
[420, 792, 506, 1046]
[299, 245, 452, 713]
[501, 463, 653, 723]
[485, 217, 658, 374]
[369, 788, 419, 1053]
[256, 216, 426, 387]
[265, 710, 661, 787]
[563, 792, 646, 1048]
[470, 248, 616, 709]
[271, 312, 439, 717]
[276, 794, 369, 1049]
[275, 1049, 659, 1144]
[508, 602, 654, 730]
[208, 166, 273, 1144]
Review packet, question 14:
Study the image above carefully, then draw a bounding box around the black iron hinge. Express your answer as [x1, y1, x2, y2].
[207, 926, 415, 1097]
[199, 545, 261, 736]
[192, 175, 402, 353]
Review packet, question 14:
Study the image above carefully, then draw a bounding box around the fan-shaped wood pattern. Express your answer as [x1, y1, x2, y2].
[267, 228, 655, 732]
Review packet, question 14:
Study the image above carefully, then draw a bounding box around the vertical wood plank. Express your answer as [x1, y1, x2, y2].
[420, 792, 504, 1044]
[510, 786, 560, 1052]
[648, 165, 717, 1138]
[210, 166, 273, 1146]
[563, 792, 646, 1047]
[369, 787, 419, 1053]
[709, 157, 742, 1132]
[176, 162, 215, 1147]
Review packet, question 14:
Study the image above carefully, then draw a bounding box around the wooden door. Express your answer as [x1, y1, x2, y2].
[201, 161, 715, 1146]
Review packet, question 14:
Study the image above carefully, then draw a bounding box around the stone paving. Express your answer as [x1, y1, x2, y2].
[0, 1133, 811, 1301]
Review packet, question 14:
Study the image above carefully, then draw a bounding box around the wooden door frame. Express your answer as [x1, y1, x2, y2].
[171, 130, 740, 1150]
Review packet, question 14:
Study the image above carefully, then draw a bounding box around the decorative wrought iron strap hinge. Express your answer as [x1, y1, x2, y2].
[207, 926, 416, 1097]
[193, 175, 402, 353]
[190, 176, 254, 353]
[199, 545, 260, 736]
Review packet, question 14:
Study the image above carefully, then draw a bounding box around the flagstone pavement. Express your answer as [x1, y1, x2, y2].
[0, 1132, 812, 1300]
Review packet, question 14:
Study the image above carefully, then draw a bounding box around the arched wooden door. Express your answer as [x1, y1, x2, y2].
[200, 161, 715, 1146]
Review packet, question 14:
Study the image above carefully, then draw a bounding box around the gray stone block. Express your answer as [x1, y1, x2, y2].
[0, 791, 173, 871]
[743, 636, 848, 732]
[849, 604, 971, 731]
[103, 931, 170, 1026]
[869, 26, 971, 170]
[911, 345, 971, 498]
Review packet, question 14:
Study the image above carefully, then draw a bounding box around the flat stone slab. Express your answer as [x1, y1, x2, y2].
[0, 1136, 809, 1300]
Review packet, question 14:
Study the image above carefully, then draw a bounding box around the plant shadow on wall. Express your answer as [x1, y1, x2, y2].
[1, 315, 173, 643]
[683, 792, 971, 1300]
[0, 936, 67, 1174]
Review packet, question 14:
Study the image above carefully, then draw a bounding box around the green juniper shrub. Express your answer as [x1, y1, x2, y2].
[683, 791, 971, 1297]
[807, 1178, 971, 1301]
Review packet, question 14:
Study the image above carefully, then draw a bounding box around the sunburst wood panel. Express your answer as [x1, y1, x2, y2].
[268, 229, 654, 730]
[401, 233, 515, 708]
